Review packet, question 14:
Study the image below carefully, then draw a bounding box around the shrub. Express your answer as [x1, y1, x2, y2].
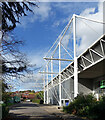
[2, 103, 9, 119]
[63, 94, 105, 119]
[90, 96, 105, 120]
[63, 93, 97, 117]
[32, 99, 40, 104]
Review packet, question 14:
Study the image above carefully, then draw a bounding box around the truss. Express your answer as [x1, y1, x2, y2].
[39, 14, 105, 106]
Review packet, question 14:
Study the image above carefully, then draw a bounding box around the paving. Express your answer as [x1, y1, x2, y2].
[3, 102, 86, 120]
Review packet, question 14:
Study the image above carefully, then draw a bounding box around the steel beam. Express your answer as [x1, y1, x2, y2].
[73, 14, 78, 98]
[43, 57, 73, 61]
[59, 42, 62, 106]
[51, 56, 53, 104]
[43, 72, 46, 104]
[46, 65, 49, 104]
[39, 72, 58, 74]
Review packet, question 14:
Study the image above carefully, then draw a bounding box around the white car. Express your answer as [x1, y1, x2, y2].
[26, 99, 31, 102]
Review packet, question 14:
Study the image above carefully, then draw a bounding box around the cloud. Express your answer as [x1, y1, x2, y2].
[27, 49, 48, 68]
[18, 2, 52, 28]
[76, 2, 103, 55]
[31, 3, 52, 22]
[9, 49, 48, 91]
[51, 3, 73, 27]
[51, 2, 104, 62]
[52, 20, 60, 27]
[19, 82, 43, 91]
[61, 34, 70, 47]
[17, 49, 48, 90]
[51, 2, 103, 56]
[15, 1, 104, 91]
[15, 72, 44, 91]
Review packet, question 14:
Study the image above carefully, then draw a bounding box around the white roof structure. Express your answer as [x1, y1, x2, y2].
[39, 14, 105, 106]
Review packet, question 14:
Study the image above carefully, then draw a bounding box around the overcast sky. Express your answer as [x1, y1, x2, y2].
[11, 1, 104, 91]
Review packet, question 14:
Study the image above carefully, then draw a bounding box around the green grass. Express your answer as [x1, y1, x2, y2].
[32, 99, 40, 104]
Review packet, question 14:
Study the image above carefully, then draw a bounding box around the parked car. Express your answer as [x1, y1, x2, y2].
[26, 99, 31, 102]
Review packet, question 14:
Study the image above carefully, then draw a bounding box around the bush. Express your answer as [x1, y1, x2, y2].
[63, 94, 105, 120]
[63, 93, 97, 117]
[90, 96, 105, 120]
[32, 99, 40, 104]
[2, 103, 9, 119]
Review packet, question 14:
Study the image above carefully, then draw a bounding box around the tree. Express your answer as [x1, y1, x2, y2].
[1, 2, 38, 92]
[2, 2, 38, 32]
[32, 90, 35, 93]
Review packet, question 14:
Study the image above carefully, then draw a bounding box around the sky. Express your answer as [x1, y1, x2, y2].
[10, 1, 104, 91]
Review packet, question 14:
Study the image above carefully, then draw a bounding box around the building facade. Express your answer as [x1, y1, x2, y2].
[45, 34, 105, 106]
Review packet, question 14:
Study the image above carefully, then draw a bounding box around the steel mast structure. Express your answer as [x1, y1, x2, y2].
[39, 14, 104, 106]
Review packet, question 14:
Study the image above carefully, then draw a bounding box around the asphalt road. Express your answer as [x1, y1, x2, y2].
[3, 102, 85, 120]
[4, 102, 63, 120]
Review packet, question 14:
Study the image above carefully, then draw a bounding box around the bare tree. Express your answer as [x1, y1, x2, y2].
[1, 2, 38, 90]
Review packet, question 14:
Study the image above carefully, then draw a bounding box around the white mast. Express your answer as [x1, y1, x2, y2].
[73, 14, 78, 98]
[59, 42, 62, 106]
[46, 65, 49, 104]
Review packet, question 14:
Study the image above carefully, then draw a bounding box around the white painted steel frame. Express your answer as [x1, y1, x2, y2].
[49, 35, 105, 89]
[40, 14, 105, 106]
[51, 56, 53, 104]
[43, 71, 46, 104]
[46, 65, 49, 104]
[59, 42, 62, 106]
[45, 37, 105, 105]
[73, 14, 78, 98]
[43, 57, 73, 61]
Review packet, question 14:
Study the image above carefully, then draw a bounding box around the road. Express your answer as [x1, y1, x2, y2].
[4, 102, 85, 120]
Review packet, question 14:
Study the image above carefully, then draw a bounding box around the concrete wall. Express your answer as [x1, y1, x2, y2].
[47, 77, 74, 105]
[45, 75, 105, 105]
[78, 75, 105, 100]
[48, 85, 59, 105]
[61, 78, 74, 100]
[78, 78, 93, 95]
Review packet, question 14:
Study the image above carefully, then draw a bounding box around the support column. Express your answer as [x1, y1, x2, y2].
[43, 71, 46, 104]
[51, 56, 53, 104]
[51, 56, 53, 85]
[59, 42, 62, 106]
[46, 65, 49, 104]
[73, 14, 78, 98]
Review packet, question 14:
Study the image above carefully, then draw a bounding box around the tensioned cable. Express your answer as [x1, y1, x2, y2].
[45, 22, 69, 57]
[40, 18, 73, 73]
[79, 18, 101, 36]
[40, 14, 104, 85]
[44, 18, 73, 70]
[41, 14, 105, 102]
[52, 86, 59, 100]
[61, 84, 72, 101]
[62, 24, 73, 58]
[62, 22, 73, 49]
[75, 15, 105, 24]
[45, 17, 73, 58]
[49, 88, 60, 104]
[61, 43, 73, 59]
